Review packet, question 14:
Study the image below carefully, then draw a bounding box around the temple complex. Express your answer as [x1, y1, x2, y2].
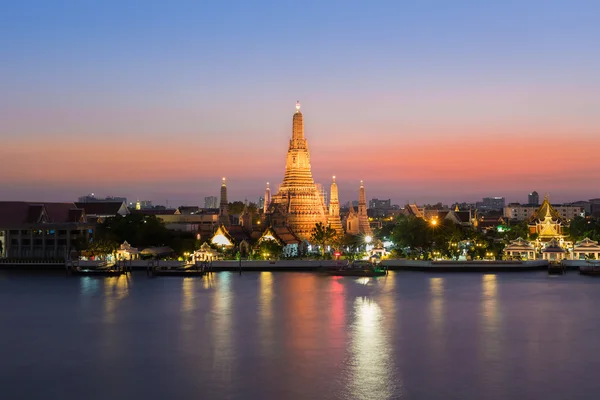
[527, 197, 566, 243]
[265, 102, 328, 241]
[327, 176, 343, 235]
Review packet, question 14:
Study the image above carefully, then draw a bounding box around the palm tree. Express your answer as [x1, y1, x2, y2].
[310, 222, 338, 256]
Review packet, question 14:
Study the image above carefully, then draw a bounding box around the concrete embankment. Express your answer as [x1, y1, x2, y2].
[381, 259, 549, 272]
[0, 259, 551, 272]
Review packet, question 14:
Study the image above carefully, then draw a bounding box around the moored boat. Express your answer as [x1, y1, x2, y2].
[548, 262, 566, 275]
[70, 266, 125, 276]
[579, 261, 600, 276]
[325, 260, 387, 277]
[150, 265, 205, 277]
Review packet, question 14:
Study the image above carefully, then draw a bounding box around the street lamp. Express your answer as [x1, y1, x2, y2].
[365, 235, 373, 244]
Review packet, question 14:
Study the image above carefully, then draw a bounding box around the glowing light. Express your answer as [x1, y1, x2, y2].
[211, 234, 232, 247]
[365, 235, 372, 244]
[296, 101, 300, 111]
[430, 219, 438, 226]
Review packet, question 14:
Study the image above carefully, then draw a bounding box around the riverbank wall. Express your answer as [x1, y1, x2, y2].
[0, 259, 550, 272]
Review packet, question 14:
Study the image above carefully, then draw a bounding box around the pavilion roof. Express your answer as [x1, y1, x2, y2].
[504, 237, 535, 251]
[574, 237, 600, 250]
[542, 238, 566, 253]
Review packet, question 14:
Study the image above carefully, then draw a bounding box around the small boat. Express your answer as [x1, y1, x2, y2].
[70, 266, 124, 276]
[326, 260, 387, 277]
[579, 261, 600, 276]
[548, 262, 566, 275]
[150, 265, 205, 277]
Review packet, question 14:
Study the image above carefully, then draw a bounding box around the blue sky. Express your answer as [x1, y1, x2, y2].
[1, 1, 599, 205]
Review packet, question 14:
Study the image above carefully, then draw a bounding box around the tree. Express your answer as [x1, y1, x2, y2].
[310, 222, 338, 256]
[86, 237, 119, 259]
[391, 215, 431, 251]
[255, 239, 283, 260]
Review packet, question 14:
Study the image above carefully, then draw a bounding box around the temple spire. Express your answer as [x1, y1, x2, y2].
[219, 177, 230, 227]
[264, 182, 271, 214]
[292, 101, 304, 140]
[358, 180, 372, 236]
[327, 175, 343, 235]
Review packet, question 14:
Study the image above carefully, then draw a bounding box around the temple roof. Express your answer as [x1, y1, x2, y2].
[504, 237, 535, 251]
[405, 204, 424, 218]
[528, 198, 562, 223]
[259, 226, 302, 246]
[542, 238, 566, 253]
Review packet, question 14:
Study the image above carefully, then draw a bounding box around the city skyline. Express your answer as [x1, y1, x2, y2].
[1, 1, 599, 205]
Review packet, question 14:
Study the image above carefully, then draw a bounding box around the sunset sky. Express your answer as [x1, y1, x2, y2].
[1, 1, 599, 206]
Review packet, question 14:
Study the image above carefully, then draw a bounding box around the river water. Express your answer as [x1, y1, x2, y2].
[0, 271, 599, 400]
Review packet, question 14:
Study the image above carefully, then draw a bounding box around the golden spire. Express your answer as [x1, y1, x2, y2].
[292, 101, 304, 139]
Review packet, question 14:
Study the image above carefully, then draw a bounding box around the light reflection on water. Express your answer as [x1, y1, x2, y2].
[258, 272, 274, 356]
[212, 272, 234, 377]
[347, 297, 400, 400]
[103, 276, 129, 324]
[429, 277, 444, 333]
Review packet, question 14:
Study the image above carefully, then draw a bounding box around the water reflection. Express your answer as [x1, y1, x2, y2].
[429, 277, 445, 333]
[79, 276, 100, 297]
[180, 278, 197, 334]
[479, 274, 504, 392]
[181, 277, 196, 313]
[258, 272, 274, 355]
[348, 297, 398, 399]
[329, 278, 346, 348]
[212, 272, 234, 377]
[203, 272, 216, 289]
[103, 276, 129, 324]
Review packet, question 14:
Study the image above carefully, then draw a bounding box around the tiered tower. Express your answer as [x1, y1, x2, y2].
[266, 102, 327, 240]
[264, 182, 271, 214]
[219, 177, 230, 227]
[358, 180, 372, 235]
[327, 176, 343, 235]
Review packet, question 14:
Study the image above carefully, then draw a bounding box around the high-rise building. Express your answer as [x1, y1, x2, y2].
[476, 197, 505, 211]
[204, 196, 218, 209]
[78, 194, 127, 204]
[528, 191, 539, 205]
[369, 199, 391, 209]
[264, 102, 327, 240]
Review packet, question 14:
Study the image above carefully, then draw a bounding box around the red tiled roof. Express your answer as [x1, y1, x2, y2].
[0, 202, 84, 227]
